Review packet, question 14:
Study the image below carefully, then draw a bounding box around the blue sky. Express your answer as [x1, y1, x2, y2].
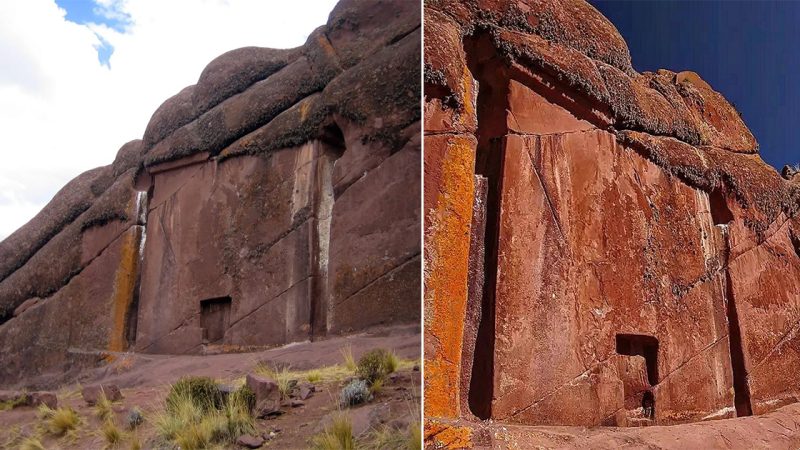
[0, 0, 337, 239]
[54, 0, 130, 66]
[591, 0, 800, 171]
[55, 0, 129, 31]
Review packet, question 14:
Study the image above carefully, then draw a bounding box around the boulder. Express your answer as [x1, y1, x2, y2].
[236, 433, 264, 449]
[246, 374, 280, 417]
[297, 383, 315, 400]
[82, 384, 123, 406]
[30, 392, 57, 409]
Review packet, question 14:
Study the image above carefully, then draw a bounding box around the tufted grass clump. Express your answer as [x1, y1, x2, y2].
[94, 391, 115, 421]
[310, 412, 355, 450]
[340, 345, 357, 372]
[306, 369, 323, 383]
[220, 386, 256, 439]
[129, 433, 142, 450]
[19, 437, 45, 450]
[38, 404, 80, 437]
[408, 421, 421, 450]
[230, 384, 256, 414]
[166, 376, 223, 413]
[356, 348, 398, 385]
[0, 393, 28, 411]
[255, 364, 295, 400]
[156, 380, 254, 449]
[100, 419, 124, 447]
[368, 425, 417, 450]
[384, 351, 399, 374]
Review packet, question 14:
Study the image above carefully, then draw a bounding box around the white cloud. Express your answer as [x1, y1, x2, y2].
[0, 0, 338, 239]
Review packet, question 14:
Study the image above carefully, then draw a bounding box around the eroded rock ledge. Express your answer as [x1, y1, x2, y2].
[0, 0, 420, 387]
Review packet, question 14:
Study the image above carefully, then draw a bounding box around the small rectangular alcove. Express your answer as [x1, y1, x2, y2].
[709, 189, 733, 225]
[200, 296, 231, 344]
[616, 333, 659, 386]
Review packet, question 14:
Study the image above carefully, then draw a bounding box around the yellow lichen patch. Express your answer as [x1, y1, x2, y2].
[423, 135, 477, 418]
[316, 34, 341, 67]
[108, 227, 143, 352]
[299, 99, 311, 122]
[425, 420, 473, 449]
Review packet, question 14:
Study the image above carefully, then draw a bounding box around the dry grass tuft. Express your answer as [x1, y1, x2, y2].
[310, 412, 355, 450]
[100, 419, 124, 448]
[19, 437, 46, 450]
[39, 405, 81, 436]
[255, 364, 294, 399]
[340, 345, 357, 372]
[129, 433, 142, 450]
[95, 391, 115, 421]
[155, 381, 255, 449]
[306, 369, 323, 383]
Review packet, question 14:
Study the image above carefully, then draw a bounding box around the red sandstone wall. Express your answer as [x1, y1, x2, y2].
[424, 0, 800, 428]
[135, 123, 422, 354]
[491, 99, 735, 425]
[0, 211, 145, 386]
[0, 0, 420, 386]
[135, 149, 317, 353]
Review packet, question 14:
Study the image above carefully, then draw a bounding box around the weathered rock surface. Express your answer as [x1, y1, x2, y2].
[424, 0, 800, 431]
[236, 433, 265, 449]
[82, 384, 123, 406]
[0, 391, 57, 409]
[427, 402, 800, 449]
[246, 374, 281, 417]
[29, 392, 58, 409]
[0, 0, 420, 387]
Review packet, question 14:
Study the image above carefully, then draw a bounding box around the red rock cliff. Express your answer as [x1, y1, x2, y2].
[0, 0, 420, 387]
[424, 0, 800, 427]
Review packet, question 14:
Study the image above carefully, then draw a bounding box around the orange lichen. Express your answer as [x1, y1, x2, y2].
[316, 33, 339, 61]
[425, 420, 474, 449]
[113, 355, 134, 374]
[424, 135, 477, 418]
[108, 226, 142, 352]
[299, 99, 311, 122]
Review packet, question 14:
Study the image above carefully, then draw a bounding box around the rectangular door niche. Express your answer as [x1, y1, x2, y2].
[200, 296, 231, 344]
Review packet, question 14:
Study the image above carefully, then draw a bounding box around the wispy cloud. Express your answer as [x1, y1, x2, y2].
[0, 0, 338, 240]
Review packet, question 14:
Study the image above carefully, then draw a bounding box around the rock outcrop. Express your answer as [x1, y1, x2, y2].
[424, 0, 800, 429]
[0, 0, 420, 387]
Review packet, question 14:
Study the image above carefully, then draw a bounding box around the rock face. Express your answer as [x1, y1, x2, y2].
[0, 0, 420, 386]
[424, 0, 800, 428]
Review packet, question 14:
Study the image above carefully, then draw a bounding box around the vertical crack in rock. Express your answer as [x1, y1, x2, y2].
[310, 125, 345, 339]
[464, 32, 509, 420]
[124, 190, 149, 349]
[790, 228, 800, 259]
[468, 138, 503, 420]
[718, 219, 753, 417]
[462, 174, 488, 419]
[725, 265, 753, 417]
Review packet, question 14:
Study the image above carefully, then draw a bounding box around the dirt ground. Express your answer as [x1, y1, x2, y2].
[0, 324, 421, 449]
[426, 402, 800, 449]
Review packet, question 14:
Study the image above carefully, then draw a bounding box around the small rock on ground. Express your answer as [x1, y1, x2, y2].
[236, 433, 264, 448]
